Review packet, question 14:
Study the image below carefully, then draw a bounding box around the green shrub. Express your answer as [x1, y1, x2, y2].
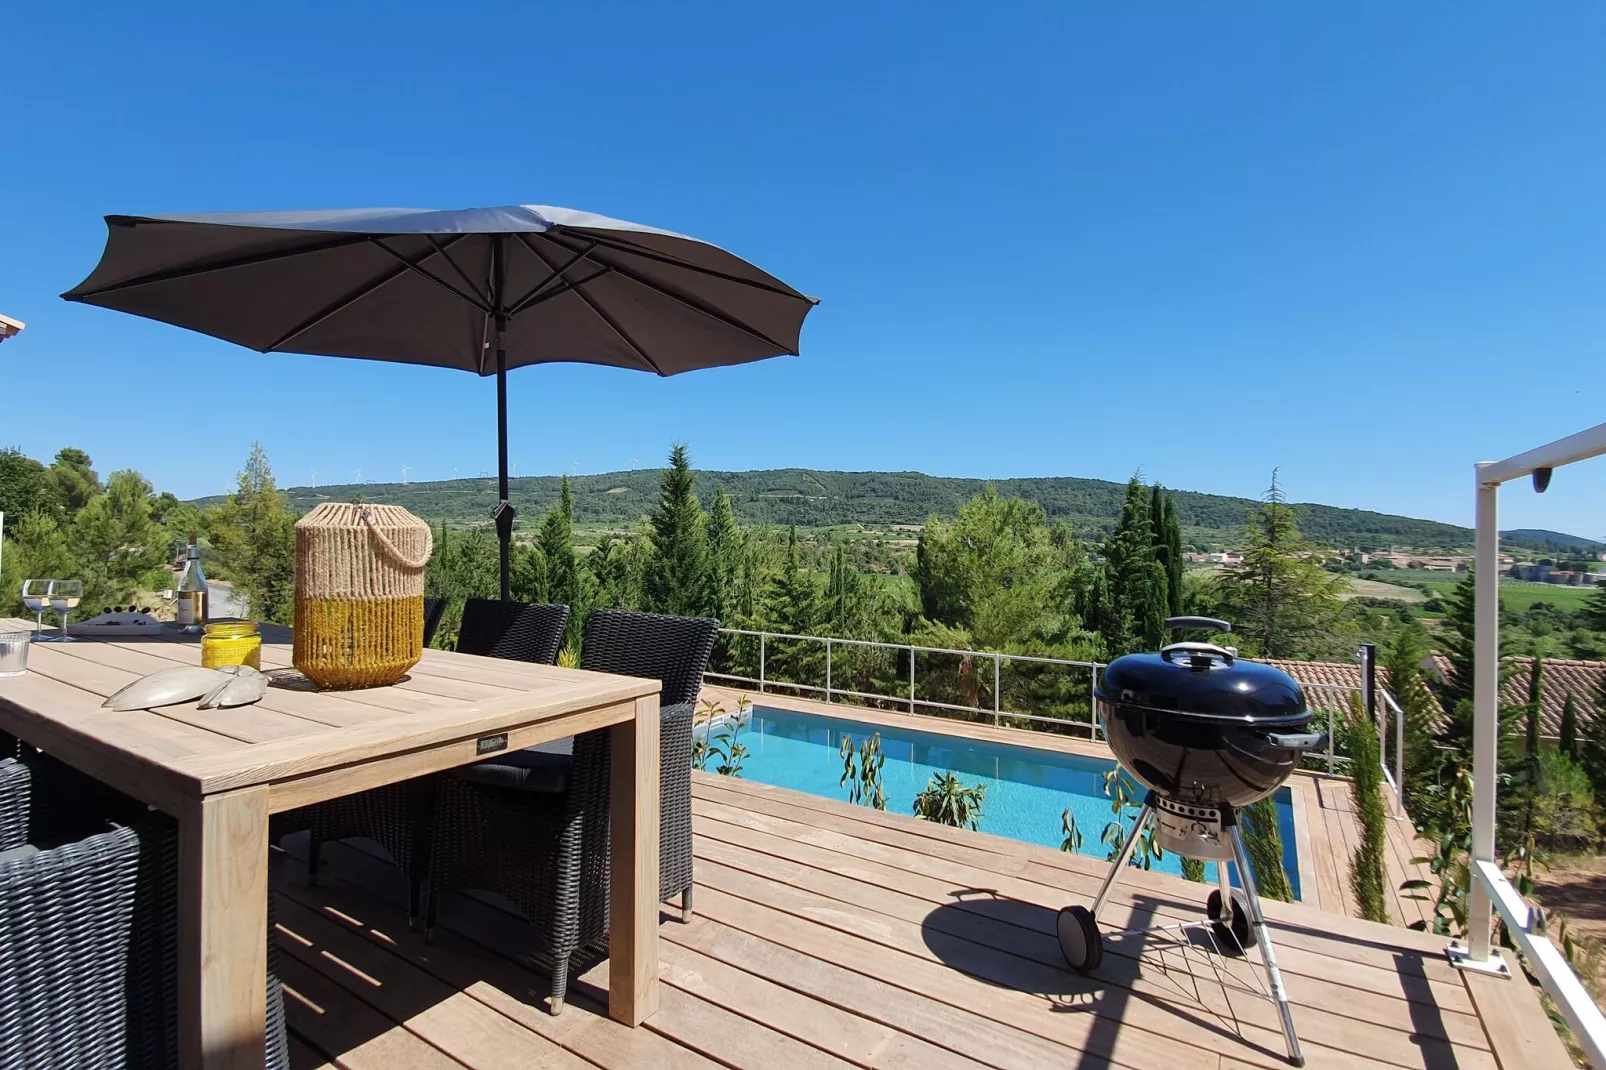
[913, 771, 986, 829]
[1242, 796, 1294, 903]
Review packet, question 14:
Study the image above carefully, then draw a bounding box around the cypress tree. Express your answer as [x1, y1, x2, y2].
[1560, 691, 1579, 759]
[644, 444, 708, 616]
[1526, 656, 1544, 756]
[1101, 476, 1166, 655]
[764, 527, 823, 684]
[1160, 491, 1185, 616]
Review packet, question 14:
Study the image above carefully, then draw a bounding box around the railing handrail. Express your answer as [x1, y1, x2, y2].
[712, 627, 1407, 788]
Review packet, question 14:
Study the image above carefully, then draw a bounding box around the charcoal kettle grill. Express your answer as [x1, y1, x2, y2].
[1056, 617, 1327, 1068]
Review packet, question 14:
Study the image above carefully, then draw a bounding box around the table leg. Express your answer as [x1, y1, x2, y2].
[609, 694, 661, 1025]
[179, 784, 271, 1069]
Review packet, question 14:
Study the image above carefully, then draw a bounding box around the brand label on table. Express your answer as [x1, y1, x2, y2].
[476, 733, 509, 755]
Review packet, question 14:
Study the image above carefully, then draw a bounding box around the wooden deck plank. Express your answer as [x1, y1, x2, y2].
[691, 808, 1487, 1035]
[259, 753, 1562, 1070]
[275, 893, 593, 1069]
[278, 954, 470, 1070]
[690, 843, 1494, 1070]
[1461, 961, 1575, 1069]
[690, 779, 1465, 979]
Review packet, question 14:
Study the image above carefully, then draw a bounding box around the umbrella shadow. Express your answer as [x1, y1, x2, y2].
[919, 886, 1290, 1068]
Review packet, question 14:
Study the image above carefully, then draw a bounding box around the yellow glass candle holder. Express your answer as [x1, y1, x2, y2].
[201, 621, 262, 671]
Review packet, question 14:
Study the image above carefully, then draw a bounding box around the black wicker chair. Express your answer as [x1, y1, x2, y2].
[421, 595, 448, 648]
[0, 755, 289, 1068]
[279, 600, 571, 922]
[456, 598, 571, 663]
[426, 608, 718, 1014]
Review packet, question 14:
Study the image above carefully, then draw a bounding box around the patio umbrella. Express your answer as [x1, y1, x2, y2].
[63, 205, 817, 597]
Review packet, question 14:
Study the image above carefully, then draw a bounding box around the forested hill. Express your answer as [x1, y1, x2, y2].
[203, 467, 1566, 551]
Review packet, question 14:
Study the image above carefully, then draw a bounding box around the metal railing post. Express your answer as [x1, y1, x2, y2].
[1089, 666, 1099, 740]
[908, 644, 916, 714]
[1395, 693, 1405, 812]
[759, 633, 767, 695]
[826, 638, 833, 704]
[1327, 705, 1336, 777]
[993, 654, 1001, 727]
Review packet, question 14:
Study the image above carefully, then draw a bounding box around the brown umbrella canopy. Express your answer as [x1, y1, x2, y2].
[64, 204, 818, 594]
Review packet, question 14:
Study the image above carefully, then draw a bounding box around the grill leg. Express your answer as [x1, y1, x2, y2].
[1091, 804, 1152, 922]
[1216, 862, 1236, 933]
[1227, 825, 1304, 1067]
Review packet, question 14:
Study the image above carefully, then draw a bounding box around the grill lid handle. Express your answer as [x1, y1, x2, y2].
[1165, 616, 1232, 634]
[1159, 641, 1235, 665]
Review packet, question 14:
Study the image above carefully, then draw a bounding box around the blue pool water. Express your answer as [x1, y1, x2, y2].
[708, 706, 1300, 897]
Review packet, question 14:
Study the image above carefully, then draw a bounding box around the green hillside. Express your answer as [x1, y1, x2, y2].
[187, 468, 1551, 551]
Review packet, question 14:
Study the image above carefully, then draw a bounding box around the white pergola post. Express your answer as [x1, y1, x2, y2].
[1468, 469, 1500, 966]
[1451, 422, 1606, 1045]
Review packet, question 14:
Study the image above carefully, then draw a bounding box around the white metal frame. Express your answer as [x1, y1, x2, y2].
[1463, 420, 1606, 1068]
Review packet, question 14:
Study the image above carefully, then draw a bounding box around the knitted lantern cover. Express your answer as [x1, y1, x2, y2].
[293, 503, 433, 689]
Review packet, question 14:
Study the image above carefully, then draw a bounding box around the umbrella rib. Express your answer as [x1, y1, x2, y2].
[62, 233, 375, 299]
[543, 232, 798, 355]
[264, 234, 470, 352]
[517, 236, 665, 374]
[507, 266, 612, 318]
[558, 229, 815, 303]
[369, 238, 492, 312]
[504, 241, 599, 315]
[426, 234, 491, 305]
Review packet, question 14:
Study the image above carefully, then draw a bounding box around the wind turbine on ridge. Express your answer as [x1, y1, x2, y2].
[401, 463, 412, 484]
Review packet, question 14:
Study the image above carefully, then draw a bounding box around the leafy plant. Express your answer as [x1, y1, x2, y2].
[1401, 766, 1474, 936]
[1100, 768, 1162, 869]
[839, 732, 887, 810]
[692, 696, 750, 778]
[913, 771, 986, 829]
[1060, 808, 1084, 853]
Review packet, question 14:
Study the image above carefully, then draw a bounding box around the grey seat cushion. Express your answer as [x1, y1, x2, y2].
[454, 736, 574, 793]
[0, 844, 39, 865]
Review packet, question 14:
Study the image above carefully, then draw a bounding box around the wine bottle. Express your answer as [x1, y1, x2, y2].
[175, 533, 209, 633]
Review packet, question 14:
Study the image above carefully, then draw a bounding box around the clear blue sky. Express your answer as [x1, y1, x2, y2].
[2, 2, 1603, 538]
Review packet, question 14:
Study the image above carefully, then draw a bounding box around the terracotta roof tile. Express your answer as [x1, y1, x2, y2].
[1428, 653, 1603, 739]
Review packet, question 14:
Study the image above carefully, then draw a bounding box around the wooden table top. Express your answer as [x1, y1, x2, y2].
[0, 619, 658, 814]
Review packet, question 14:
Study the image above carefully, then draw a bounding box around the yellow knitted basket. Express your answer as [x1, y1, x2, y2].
[293, 503, 433, 689]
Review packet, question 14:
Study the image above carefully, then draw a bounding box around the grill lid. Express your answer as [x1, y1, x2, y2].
[1096, 643, 1309, 723]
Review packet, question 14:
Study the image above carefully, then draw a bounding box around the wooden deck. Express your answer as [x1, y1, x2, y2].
[276, 773, 1568, 1070]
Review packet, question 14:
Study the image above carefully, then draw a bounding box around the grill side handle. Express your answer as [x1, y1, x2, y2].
[1164, 616, 1232, 633]
[1265, 731, 1327, 752]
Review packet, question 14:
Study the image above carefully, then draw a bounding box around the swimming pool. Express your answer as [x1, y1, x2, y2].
[702, 704, 1300, 897]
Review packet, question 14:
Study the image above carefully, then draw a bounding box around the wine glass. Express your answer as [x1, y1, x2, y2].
[47, 580, 83, 642]
[21, 580, 52, 640]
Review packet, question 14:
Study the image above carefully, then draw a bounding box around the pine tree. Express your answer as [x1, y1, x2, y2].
[704, 489, 741, 623]
[205, 445, 298, 624]
[509, 540, 548, 602]
[1583, 578, 1606, 632]
[1384, 622, 1443, 817]
[45, 447, 100, 516]
[1581, 681, 1606, 804]
[1, 509, 75, 617]
[0, 448, 48, 519]
[1559, 691, 1579, 759]
[1213, 471, 1348, 659]
[1437, 568, 1485, 710]
[643, 445, 708, 617]
[537, 476, 578, 608]
[763, 527, 822, 685]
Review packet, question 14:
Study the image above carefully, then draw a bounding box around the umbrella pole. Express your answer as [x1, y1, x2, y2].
[496, 349, 511, 599]
[491, 235, 514, 600]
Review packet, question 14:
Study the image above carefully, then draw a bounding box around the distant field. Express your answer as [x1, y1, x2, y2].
[1343, 578, 1427, 603]
[1413, 577, 1597, 613]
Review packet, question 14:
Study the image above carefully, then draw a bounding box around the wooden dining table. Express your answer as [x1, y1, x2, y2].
[0, 618, 662, 1070]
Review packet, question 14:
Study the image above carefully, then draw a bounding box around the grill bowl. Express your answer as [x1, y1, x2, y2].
[1096, 649, 1315, 809]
